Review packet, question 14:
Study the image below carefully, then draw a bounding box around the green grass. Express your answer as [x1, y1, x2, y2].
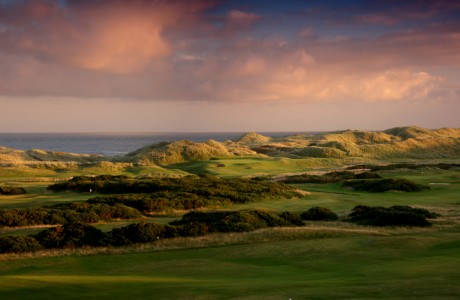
[169, 156, 365, 177]
[0, 162, 459, 299]
[0, 229, 459, 299]
[250, 169, 460, 216]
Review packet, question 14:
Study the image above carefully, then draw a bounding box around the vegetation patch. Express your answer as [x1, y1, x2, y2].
[0, 209, 308, 253]
[0, 203, 142, 228]
[48, 174, 302, 203]
[343, 178, 430, 192]
[0, 236, 43, 253]
[301, 207, 339, 221]
[88, 193, 229, 214]
[171, 210, 295, 233]
[34, 222, 107, 249]
[279, 171, 381, 184]
[0, 186, 26, 195]
[346, 163, 460, 171]
[278, 211, 304, 226]
[348, 205, 438, 227]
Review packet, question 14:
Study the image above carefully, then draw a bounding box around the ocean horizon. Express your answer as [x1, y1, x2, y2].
[0, 132, 320, 156]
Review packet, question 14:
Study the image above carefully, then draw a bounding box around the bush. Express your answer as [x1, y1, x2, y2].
[0, 186, 26, 195]
[105, 222, 166, 246]
[343, 178, 429, 192]
[280, 171, 381, 184]
[166, 223, 209, 238]
[301, 207, 339, 221]
[0, 236, 43, 253]
[0, 203, 142, 227]
[172, 210, 293, 233]
[34, 222, 106, 249]
[348, 205, 436, 227]
[347, 163, 460, 171]
[279, 211, 304, 226]
[48, 176, 303, 205]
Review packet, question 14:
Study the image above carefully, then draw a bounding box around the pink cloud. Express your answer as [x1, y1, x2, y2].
[1, 0, 215, 73]
[0, 1, 458, 105]
[356, 13, 399, 26]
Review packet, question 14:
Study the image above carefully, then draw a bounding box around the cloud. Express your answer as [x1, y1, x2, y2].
[0, 0, 214, 73]
[0, 0, 458, 104]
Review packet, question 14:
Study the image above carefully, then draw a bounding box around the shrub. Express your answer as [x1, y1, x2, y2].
[0, 236, 43, 253]
[347, 163, 460, 172]
[301, 207, 339, 221]
[281, 171, 381, 184]
[105, 222, 166, 246]
[279, 211, 304, 226]
[343, 178, 429, 192]
[34, 222, 106, 249]
[172, 210, 293, 233]
[48, 175, 303, 204]
[0, 186, 26, 195]
[167, 223, 209, 237]
[0, 203, 143, 228]
[348, 205, 435, 227]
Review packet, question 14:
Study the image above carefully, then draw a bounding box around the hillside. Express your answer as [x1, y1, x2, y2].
[121, 139, 259, 165]
[0, 146, 103, 165]
[1, 126, 459, 166]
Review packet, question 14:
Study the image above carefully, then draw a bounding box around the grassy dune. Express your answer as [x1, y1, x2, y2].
[1, 126, 459, 167]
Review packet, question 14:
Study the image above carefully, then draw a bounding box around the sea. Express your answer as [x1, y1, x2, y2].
[0, 132, 308, 156]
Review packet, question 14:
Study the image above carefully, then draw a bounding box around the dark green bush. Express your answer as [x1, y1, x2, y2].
[280, 171, 381, 184]
[48, 176, 302, 205]
[105, 222, 166, 246]
[348, 205, 436, 227]
[166, 223, 209, 237]
[301, 207, 339, 221]
[0, 236, 43, 253]
[0, 186, 26, 195]
[346, 163, 460, 171]
[172, 210, 292, 233]
[343, 178, 429, 192]
[279, 211, 304, 226]
[0, 203, 142, 227]
[34, 222, 106, 249]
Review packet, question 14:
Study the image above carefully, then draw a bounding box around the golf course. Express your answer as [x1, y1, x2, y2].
[1, 127, 459, 299]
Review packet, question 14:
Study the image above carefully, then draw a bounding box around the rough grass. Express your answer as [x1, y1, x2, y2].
[0, 226, 459, 299]
[0, 161, 459, 299]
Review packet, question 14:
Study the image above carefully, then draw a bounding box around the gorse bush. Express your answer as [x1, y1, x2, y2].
[0, 203, 142, 227]
[0, 204, 442, 254]
[346, 163, 460, 171]
[34, 222, 106, 249]
[0, 236, 43, 253]
[348, 205, 437, 227]
[0, 186, 26, 195]
[343, 178, 429, 192]
[301, 207, 339, 221]
[2, 176, 302, 228]
[1, 209, 308, 253]
[88, 192, 224, 214]
[172, 210, 294, 233]
[47, 175, 302, 203]
[106, 222, 167, 246]
[279, 211, 304, 226]
[280, 171, 381, 184]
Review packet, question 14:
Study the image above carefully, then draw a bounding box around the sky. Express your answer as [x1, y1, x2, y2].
[0, 0, 459, 132]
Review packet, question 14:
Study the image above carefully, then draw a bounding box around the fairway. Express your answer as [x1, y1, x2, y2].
[1, 229, 460, 299]
[1, 163, 460, 299]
